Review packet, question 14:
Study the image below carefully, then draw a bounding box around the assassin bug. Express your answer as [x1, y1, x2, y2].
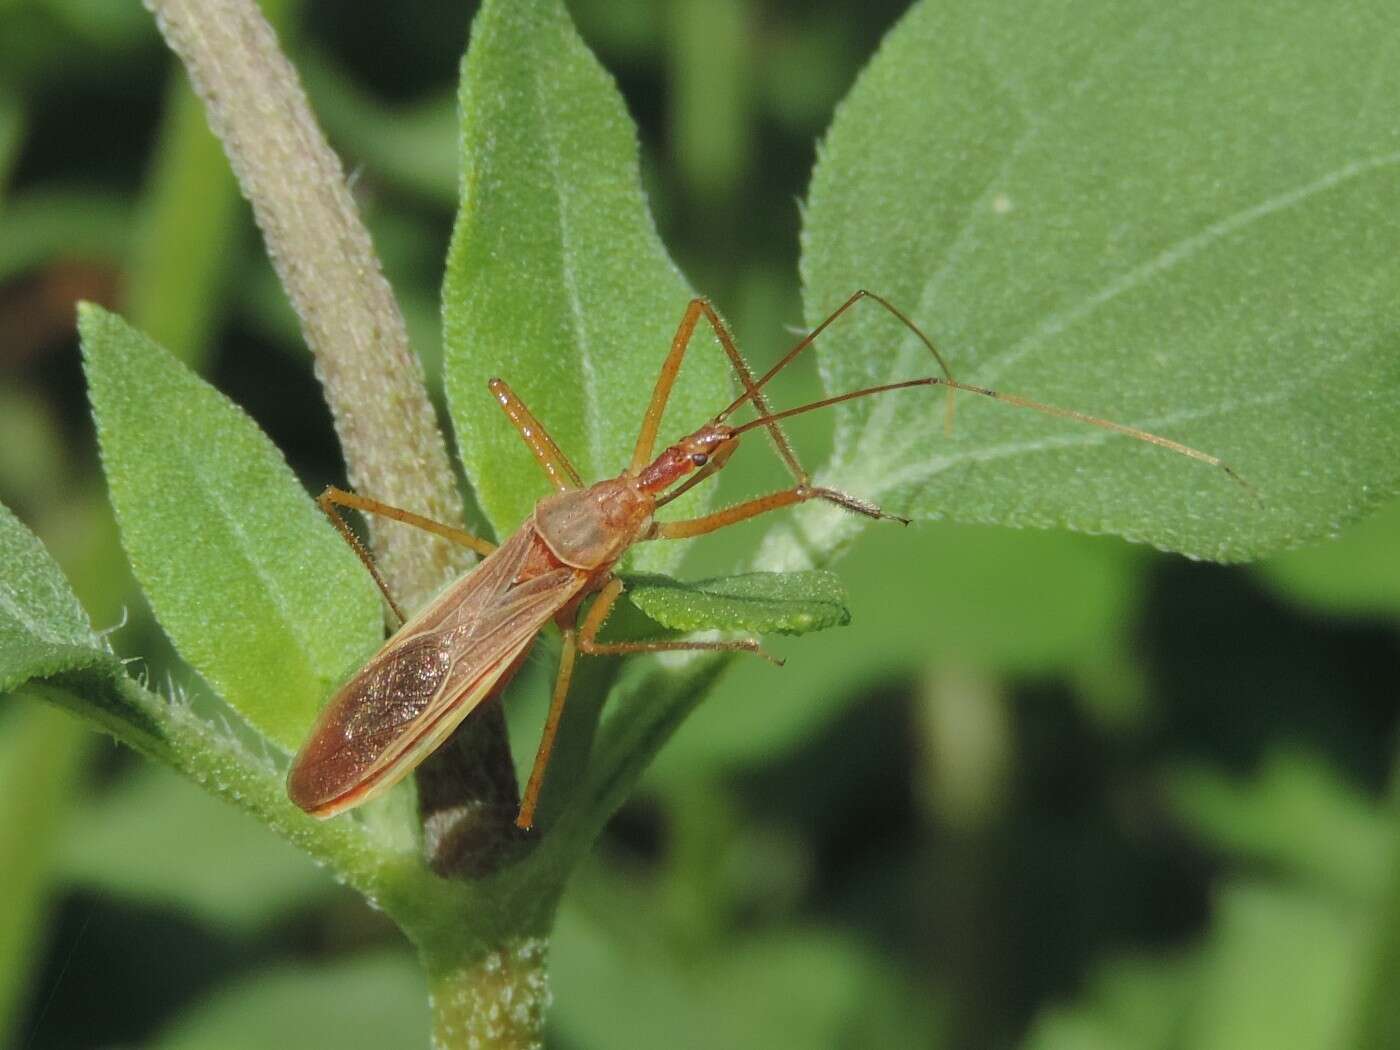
[287, 291, 1239, 830]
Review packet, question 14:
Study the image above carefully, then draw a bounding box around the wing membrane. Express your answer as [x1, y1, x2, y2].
[288, 522, 588, 815]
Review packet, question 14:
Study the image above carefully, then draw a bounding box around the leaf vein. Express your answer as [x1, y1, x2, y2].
[532, 40, 604, 478]
[981, 151, 1400, 384]
[840, 9, 1174, 477]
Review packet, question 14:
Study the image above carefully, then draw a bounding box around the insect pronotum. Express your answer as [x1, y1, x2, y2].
[287, 291, 1241, 830]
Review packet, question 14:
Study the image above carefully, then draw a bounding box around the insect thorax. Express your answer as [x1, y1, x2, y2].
[534, 479, 652, 569]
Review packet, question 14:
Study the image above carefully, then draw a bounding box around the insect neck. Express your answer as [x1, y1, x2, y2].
[634, 422, 732, 495]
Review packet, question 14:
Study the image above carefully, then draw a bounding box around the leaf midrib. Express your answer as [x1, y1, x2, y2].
[530, 19, 604, 481]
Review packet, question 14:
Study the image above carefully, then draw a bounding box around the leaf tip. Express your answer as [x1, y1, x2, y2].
[76, 298, 110, 330]
[75, 301, 125, 361]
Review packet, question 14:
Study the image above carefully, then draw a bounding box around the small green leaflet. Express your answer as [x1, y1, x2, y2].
[625, 571, 851, 636]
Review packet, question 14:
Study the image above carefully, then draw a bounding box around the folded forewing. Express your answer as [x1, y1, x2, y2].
[288, 522, 589, 815]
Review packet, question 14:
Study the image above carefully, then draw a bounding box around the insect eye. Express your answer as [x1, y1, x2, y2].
[689, 452, 709, 467]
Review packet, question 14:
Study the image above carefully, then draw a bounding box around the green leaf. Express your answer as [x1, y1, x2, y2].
[0, 500, 152, 745]
[1184, 882, 1365, 1050]
[0, 499, 102, 680]
[551, 905, 924, 1050]
[795, 0, 1400, 563]
[443, 0, 731, 573]
[58, 765, 336, 933]
[80, 304, 381, 752]
[150, 952, 428, 1050]
[0, 701, 90, 1042]
[1354, 815, 1400, 1050]
[1163, 749, 1392, 903]
[1255, 496, 1400, 617]
[625, 570, 850, 635]
[4, 496, 424, 916]
[1023, 950, 1200, 1050]
[660, 522, 1137, 773]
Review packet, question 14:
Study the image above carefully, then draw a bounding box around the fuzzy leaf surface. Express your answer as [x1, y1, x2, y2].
[0, 500, 156, 749]
[0, 500, 105, 690]
[790, 0, 1400, 564]
[80, 304, 381, 751]
[443, 0, 731, 573]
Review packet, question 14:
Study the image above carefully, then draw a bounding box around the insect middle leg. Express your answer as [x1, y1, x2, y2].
[515, 576, 781, 830]
[317, 486, 498, 623]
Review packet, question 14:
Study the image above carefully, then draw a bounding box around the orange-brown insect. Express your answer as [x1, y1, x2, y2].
[287, 292, 1239, 830]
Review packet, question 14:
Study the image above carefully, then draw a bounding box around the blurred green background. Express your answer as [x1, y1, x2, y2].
[2, 1, 1399, 1047]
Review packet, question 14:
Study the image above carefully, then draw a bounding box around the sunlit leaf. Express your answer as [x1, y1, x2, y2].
[443, 0, 731, 573]
[790, 0, 1400, 564]
[80, 304, 381, 752]
[625, 570, 849, 635]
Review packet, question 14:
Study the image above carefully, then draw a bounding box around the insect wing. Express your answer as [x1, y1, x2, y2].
[287, 523, 587, 816]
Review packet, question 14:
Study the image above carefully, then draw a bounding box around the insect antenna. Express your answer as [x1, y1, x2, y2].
[714, 290, 959, 434]
[730, 375, 1250, 489]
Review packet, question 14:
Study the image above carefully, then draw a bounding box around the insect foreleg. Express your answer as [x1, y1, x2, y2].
[317, 486, 499, 626]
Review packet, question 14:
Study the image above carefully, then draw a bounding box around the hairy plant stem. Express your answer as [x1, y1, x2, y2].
[422, 935, 552, 1050]
[141, 0, 466, 609]
[140, 1, 535, 1044]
